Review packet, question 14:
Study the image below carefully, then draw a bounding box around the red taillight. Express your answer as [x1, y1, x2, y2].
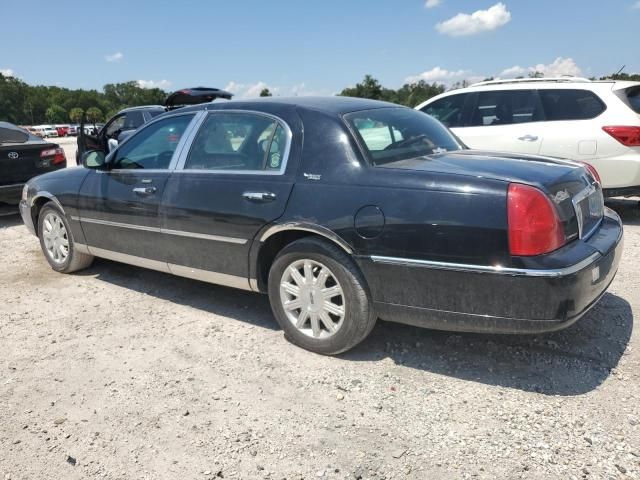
[602, 126, 640, 146]
[507, 183, 565, 256]
[579, 161, 601, 185]
[41, 147, 66, 165]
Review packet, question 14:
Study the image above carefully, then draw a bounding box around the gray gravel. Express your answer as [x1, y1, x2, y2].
[0, 198, 639, 479]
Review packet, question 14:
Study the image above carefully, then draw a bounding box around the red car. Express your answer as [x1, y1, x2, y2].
[55, 126, 69, 137]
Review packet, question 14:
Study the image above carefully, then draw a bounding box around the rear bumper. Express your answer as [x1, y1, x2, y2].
[358, 209, 623, 334]
[0, 183, 24, 204]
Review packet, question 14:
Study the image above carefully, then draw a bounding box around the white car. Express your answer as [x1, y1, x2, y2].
[415, 77, 640, 197]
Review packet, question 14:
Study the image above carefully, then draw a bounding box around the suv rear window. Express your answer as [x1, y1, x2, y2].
[624, 86, 640, 114]
[345, 107, 462, 166]
[538, 89, 606, 121]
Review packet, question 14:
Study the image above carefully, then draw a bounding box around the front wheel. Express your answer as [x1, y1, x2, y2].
[268, 237, 376, 355]
[38, 204, 94, 273]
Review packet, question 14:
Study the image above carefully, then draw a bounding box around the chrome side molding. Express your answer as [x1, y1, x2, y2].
[260, 222, 353, 254]
[83, 245, 255, 291]
[370, 253, 601, 278]
[71, 216, 247, 245]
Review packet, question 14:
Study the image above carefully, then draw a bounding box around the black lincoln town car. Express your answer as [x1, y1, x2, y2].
[19, 97, 623, 354]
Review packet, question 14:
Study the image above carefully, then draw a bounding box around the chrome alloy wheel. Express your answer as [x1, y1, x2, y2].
[279, 259, 346, 339]
[42, 212, 69, 264]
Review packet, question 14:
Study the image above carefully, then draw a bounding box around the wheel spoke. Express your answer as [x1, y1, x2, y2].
[321, 285, 342, 300]
[319, 311, 336, 333]
[310, 312, 321, 337]
[43, 218, 53, 232]
[315, 268, 329, 287]
[289, 266, 305, 287]
[303, 261, 314, 284]
[295, 310, 309, 329]
[281, 281, 300, 296]
[323, 301, 344, 317]
[283, 298, 302, 311]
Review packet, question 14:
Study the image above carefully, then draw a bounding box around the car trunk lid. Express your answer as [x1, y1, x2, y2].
[379, 150, 603, 241]
[0, 141, 64, 185]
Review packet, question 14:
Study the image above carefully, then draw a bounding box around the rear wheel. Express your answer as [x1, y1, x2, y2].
[38, 204, 94, 273]
[268, 237, 376, 355]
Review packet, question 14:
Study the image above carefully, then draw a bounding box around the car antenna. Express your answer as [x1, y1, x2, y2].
[614, 65, 626, 76]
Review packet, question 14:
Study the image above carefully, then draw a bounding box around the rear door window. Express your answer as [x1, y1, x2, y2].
[124, 111, 145, 130]
[420, 93, 468, 127]
[470, 90, 541, 126]
[184, 113, 288, 172]
[538, 89, 606, 120]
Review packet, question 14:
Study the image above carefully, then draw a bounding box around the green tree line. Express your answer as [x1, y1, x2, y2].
[2, 71, 639, 126]
[0, 73, 166, 125]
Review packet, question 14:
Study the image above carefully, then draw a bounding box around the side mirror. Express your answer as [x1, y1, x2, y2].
[81, 150, 107, 169]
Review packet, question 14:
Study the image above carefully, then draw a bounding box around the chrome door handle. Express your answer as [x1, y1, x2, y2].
[517, 135, 539, 142]
[242, 191, 277, 202]
[133, 186, 157, 196]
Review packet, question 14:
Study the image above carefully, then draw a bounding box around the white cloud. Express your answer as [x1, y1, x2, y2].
[224, 80, 279, 98]
[0, 68, 15, 77]
[137, 79, 172, 89]
[425, 0, 441, 8]
[632, 1, 640, 9]
[105, 52, 123, 63]
[529, 57, 582, 77]
[436, 2, 511, 37]
[499, 65, 527, 77]
[405, 66, 471, 84]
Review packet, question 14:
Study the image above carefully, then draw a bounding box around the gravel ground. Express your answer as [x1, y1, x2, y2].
[0, 194, 639, 479]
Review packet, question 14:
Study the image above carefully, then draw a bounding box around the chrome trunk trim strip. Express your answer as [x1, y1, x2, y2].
[369, 253, 601, 278]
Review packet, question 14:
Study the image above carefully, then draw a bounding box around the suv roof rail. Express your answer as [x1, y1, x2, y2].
[470, 76, 593, 87]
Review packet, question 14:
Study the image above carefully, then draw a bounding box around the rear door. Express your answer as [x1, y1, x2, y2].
[77, 113, 197, 261]
[457, 89, 544, 155]
[160, 110, 296, 284]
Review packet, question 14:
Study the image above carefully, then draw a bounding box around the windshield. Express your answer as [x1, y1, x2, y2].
[345, 107, 463, 166]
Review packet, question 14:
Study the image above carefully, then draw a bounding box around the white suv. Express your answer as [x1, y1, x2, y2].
[415, 77, 640, 197]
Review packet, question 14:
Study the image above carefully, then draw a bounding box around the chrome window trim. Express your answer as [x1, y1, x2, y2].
[83, 245, 255, 291]
[107, 111, 202, 172]
[0, 183, 25, 190]
[174, 109, 293, 175]
[369, 253, 601, 278]
[70, 216, 247, 245]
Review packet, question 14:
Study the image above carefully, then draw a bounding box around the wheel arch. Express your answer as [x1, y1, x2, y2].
[252, 223, 354, 292]
[30, 192, 65, 235]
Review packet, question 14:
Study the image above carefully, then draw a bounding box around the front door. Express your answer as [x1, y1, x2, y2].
[160, 111, 296, 286]
[457, 89, 544, 155]
[76, 113, 197, 261]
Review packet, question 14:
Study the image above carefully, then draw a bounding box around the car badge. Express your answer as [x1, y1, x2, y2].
[553, 190, 570, 204]
[7, 151, 19, 159]
[303, 173, 321, 181]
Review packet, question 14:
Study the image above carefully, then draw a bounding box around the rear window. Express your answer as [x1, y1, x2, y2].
[345, 107, 463, 166]
[0, 124, 28, 144]
[538, 89, 606, 121]
[625, 86, 640, 114]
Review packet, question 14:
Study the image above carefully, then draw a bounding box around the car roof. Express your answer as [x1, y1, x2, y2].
[118, 105, 165, 115]
[176, 96, 401, 116]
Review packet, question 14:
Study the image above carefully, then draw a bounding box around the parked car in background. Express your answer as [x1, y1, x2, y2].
[32, 125, 59, 138]
[0, 121, 66, 207]
[77, 87, 233, 161]
[67, 125, 79, 136]
[55, 125, 70, 137]
[20, 97, 622, 354]
[416, 77, 640, 197]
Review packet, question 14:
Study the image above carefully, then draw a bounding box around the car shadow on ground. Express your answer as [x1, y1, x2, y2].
[82, 258, 632, 397]
[607, 197, 640, 226]
[344, 292, 632, 396]
[77, 258, 279, 331]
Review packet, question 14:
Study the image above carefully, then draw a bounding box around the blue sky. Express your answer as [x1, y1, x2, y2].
[1, 0, 638, 97]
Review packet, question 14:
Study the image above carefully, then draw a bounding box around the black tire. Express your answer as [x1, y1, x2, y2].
[37, 203, 94, 273]
[268, 237, 376, 355]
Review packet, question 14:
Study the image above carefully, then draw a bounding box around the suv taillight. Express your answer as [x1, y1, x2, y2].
[507, 183, 565, 256]
[579, 161, 601, 184]
[602, 126, 640, 146]
[41, 147, 66, 165]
